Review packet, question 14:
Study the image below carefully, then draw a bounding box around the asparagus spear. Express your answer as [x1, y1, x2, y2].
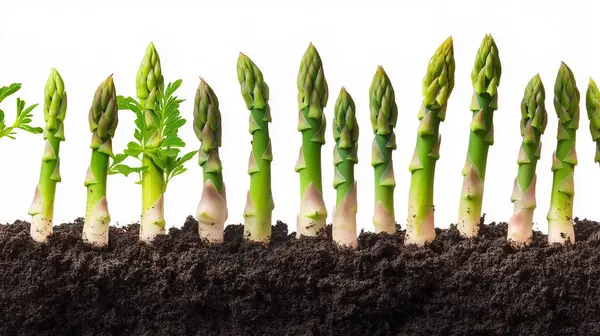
[82, 75, 119, 247]
[405, 37, 455, 246]
[28, 69, 67, 243]
[586, 78, 600, 165]
[369, 66, 398, 233]
[457, 34, 502, 237]
[547, 62, 580, 245]
[332, 87, 358, 248]
[296, 43, 329, 237]
[507, 74, 547, 246]
[0, 83, 42, 140]
[110, 42, 196, 243]
[193, 78, 227, 243]
[237, 53, 274, 242]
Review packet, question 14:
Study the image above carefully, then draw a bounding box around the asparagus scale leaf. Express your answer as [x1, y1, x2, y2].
[28, 69, 67, 243]
[369, 66, 398, 234]
[458, 34, 502, 237]
[237, 53, 274, 242]
[0, 83, 42, 140]
[507, 74, 547, 246]
[296, 43, 329, 238]
[405, 36, 455, 246]
[110, 42, 197, 243]
[82, 75, 119, 247]
[547, 62, 579, 245]
[332, 87, 358, 248]
[193, 78, 227, 243]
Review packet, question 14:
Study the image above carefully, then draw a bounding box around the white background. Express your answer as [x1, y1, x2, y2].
[1, 0, 599, 235]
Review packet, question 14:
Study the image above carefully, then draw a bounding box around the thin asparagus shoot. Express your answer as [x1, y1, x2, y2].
[507, 74, 547, 246]
[547, 62, 580, 245]
[82, 75, 119, 247]
[28, 69, 67, 243]
[296, 43, 329, 237]
[193, 78, 227, 243]
[237, 53, 274, 243]
[405, 36, 455, 246]
[369, 66, 398, 234]
[457, 34, 502, 237]
[332, 87, 358, 248]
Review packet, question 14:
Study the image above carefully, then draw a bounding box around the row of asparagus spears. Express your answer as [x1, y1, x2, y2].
[1, 34, 596, 249]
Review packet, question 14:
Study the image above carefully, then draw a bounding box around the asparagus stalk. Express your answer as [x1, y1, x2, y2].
[296, 43, 329, 237]
[405, 37, 455, 246]
[332, 87, 358, 247]
[369, 66, 398, 233]
[547, 62, 580, 245]
[237, 53, 274, 242]
[193, 78, 227, 243]
[28, 69, 67, 243]
[82, 75, 119, 247]
[110, 42, 196, 243]
[0, 83, 42, 140]
[457, 34, 502, 237]
[507, 74, 547, 246]
[586, 78, 600, 166]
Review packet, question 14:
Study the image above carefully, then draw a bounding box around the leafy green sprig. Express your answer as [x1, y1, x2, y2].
[0, 83, 42, 139]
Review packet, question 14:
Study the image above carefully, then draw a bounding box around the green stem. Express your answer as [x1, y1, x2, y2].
[38, 135, 61, 220]
[142, 154, 164, 215]
[86, 150, 109, 215]
[299, 107, 323, 195]
[374, 134, 394, 215]
[335, 147, 354, 206]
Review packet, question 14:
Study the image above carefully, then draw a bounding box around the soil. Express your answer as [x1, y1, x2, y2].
[2, 217, 600, 336]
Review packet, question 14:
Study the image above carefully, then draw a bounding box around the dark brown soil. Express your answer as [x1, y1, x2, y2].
[1, 217, 600, 336]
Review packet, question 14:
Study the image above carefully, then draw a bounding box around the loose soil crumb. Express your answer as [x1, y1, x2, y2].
[1, 217, 600, 335]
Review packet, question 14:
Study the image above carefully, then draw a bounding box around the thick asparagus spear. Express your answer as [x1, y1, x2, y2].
[586, 78, 600, 165]
[296, 43, 329, 237]
[193, 78, 227, 243]
[82, 75, 119, 247]
[457, 34, 502, 237]
[332, 87, 358, 247]
[237, 53, 274, 242]
[507, 74, 547, 246]
[405, 37, 455, 246]
[28, 69, 67, 242]
[548, 62, 580, 245]
[369, 66, 398, 234]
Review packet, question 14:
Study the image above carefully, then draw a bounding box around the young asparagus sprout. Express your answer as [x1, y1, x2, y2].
[28, 69, 67, 243]
[296, 43, 329, 237]
[586, 78, 600, 165]
[193, 78, 227, 243]
[458, 34, 502, 237]
[507, 74, 547, 246]
[237, 53, 274, 243]
[332, 87, 358, 248]
[369, 66, 398, 233]
[110, 42, 197, 243]
[405, 36, 455, 246]
[547, 62, 580, 245]
[0, 83, 42, 140]
[82, 75, 119, 247]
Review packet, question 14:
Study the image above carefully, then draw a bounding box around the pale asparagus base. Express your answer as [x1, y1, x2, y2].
[82, 196, 110, 247]
[405, 207, 435, 246]
[457, 162, 484, 238]
[373, 201, 395, 234]
[548, 218, 575, 245]
[140, 195, 166, 243]
[296, 182, 328, 238]
[333, 182, 357, 248]
[243, 214, 272, 243]
[30, 214, 52, 243]
[28, 185, 52, 243]
[507, 208, 533, 247]
[197, 181, 228, 243]
[508, 176, 537, 247]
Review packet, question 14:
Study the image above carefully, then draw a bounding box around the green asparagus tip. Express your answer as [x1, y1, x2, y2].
[422, 36, 455, 108]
